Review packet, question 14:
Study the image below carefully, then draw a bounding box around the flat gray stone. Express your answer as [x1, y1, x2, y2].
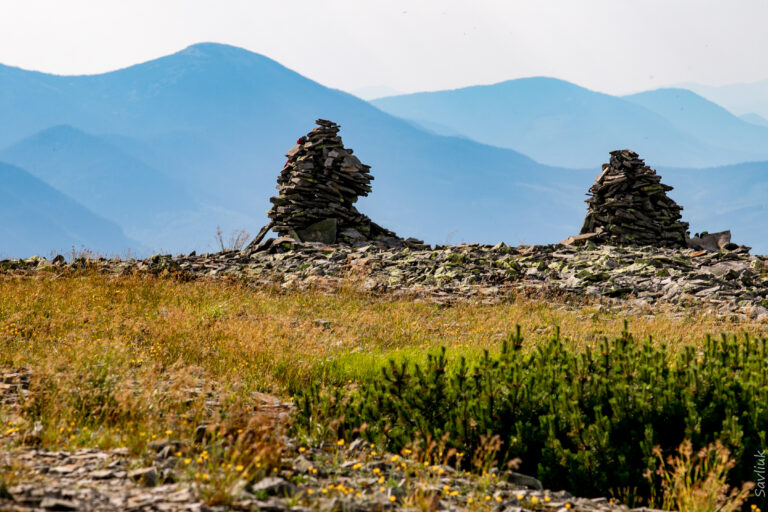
[127, 467, 157, 487]
[39, 498, 79, 511]
[297, 218, 337, 244]
[248, 476, 297, 497]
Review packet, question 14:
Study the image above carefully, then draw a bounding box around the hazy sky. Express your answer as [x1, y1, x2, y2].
[1, 0, 766, 96]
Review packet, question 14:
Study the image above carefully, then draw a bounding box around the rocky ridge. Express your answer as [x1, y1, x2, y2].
[3, 242, 767, 317]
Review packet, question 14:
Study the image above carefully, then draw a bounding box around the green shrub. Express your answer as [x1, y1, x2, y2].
[294, 324, 768, 503]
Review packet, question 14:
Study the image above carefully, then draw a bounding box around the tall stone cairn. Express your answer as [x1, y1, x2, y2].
[580, 149, 689, 247]
[265, 119, 406, 245]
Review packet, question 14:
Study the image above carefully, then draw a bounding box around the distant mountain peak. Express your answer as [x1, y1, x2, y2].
[32, 124, 86, 137]
[445, 76, 587, 94]
[168, 42, 284, 70]
[625, 87, 718, 104]
[177, 42, 265, 59]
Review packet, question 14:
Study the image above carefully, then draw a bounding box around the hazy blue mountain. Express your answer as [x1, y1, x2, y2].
[0, 126, 205, 251]
[371, 78, 763, 168]
[0, 125, 195, 223]
[0, 162, 136, 258]
[0, 44, 595, 249]
[740, 113, 768, 128]
[681, 79, 768, 118]
[623, 88, 768, 159]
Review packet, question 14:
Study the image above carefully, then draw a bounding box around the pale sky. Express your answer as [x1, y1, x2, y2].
[1, 0, 766, 96]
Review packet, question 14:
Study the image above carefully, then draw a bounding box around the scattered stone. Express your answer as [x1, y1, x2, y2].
[1, 449, 195, 512]
[560, 232, 600, 247]
[90, 469, 115, 480]
[50, 464, 78, 475]
[507, 472, 543, 490]
[687, 230, 735, 251]
[0, 444, 687, 512]
[248, 476, 297, 497]
[127, 467, 157, 487]
[39, 497, 79, 511]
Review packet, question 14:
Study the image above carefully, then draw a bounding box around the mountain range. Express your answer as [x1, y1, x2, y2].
[372, 79, 768, 168]
[1, 42, 766, 257]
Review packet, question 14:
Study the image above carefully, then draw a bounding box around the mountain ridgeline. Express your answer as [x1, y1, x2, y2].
[372, 78, 768, 168]
[0, 43, 766, 257]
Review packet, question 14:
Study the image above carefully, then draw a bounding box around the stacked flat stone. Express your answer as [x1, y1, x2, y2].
[266, 119, 402, 245]
[579, 149, 689, 247]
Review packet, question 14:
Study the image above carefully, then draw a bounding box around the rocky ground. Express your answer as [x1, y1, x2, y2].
[3, 239, 767, 317]
[1, 368, 639, 512]
[0, 444, 636, 512]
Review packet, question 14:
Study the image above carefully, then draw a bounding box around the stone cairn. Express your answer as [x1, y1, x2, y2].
[249, 119, 424, 249]
[564, 149, 689, 247]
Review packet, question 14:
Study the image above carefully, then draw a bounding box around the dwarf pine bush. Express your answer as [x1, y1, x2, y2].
[295, 324, 768, 502]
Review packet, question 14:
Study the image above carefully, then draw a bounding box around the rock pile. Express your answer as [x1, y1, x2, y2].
[574, 149, 689, 247]
[259, 119, 421, 248]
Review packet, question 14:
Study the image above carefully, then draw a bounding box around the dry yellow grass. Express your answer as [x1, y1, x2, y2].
[1, 270, 764, 393]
